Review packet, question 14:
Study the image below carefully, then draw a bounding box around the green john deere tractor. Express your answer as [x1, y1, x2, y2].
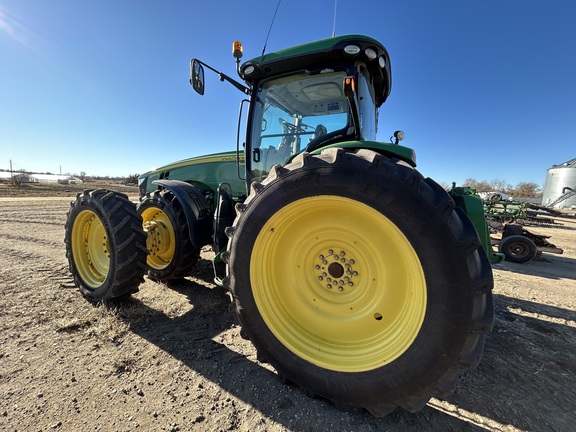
[65, 35, 502, 416]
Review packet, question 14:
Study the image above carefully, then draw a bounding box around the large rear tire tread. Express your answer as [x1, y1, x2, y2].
[137, 189, 200, 281]
[225, 148, 494, 416]
[65, 189, 148, 302]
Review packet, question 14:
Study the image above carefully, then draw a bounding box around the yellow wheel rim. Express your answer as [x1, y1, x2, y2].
[71, 209, 110, 288]
[141, 207, 176, 270]
[250, 196, 427, 372]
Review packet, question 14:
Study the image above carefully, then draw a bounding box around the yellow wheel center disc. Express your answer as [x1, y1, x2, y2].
[141, 208, 175, 270]
[71, 209, 110, 288]
[250, 196, 427, 372]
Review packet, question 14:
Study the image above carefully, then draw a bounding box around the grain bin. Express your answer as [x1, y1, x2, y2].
[542, 158, 576, 208]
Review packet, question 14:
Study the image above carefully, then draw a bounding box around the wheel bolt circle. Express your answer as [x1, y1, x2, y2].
[314, 248, 358, 291]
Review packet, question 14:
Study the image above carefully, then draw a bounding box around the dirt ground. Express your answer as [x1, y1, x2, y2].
[0, 183, 575, 432]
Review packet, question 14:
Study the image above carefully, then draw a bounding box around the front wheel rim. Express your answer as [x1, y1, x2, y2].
[250, 196, 427, 372]
[71, 209, 110, 288]
[141, 207, 176, 270]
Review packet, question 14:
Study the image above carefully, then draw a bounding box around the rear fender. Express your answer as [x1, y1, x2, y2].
[151, 180, 213, 248]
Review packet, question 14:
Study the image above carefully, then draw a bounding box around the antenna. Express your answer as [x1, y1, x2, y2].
[332, 0, 338, 37]
[261, 0, 282, 60]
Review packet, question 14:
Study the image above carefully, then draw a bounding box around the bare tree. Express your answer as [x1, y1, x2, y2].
[463, 178, 491, 192]
[508, 182, 542, 198]
[489, 178, 510, 192]
[125, 173, 140, 185]
[12, 173, 26, 187]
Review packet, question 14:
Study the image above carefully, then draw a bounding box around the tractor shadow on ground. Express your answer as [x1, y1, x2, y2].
[492, 253, 576, 280]
[116, 267, 497, 431]
[436, 294, 576, 432]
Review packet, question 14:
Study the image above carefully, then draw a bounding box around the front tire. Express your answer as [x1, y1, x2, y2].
[65, 190, 148, 302]
[226, 149, 494, 415]
[137, 189, 200, 281]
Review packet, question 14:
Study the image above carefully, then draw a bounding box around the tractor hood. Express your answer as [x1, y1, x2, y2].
[138, 150, 246, 199]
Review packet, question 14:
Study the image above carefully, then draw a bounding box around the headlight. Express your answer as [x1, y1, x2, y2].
[344, 44, 361, 55]
[365, 48, 377, 60]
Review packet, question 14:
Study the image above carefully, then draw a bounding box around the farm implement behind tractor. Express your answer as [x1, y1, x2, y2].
[65, 35, 501, 416]
[477, 191, 565, 263]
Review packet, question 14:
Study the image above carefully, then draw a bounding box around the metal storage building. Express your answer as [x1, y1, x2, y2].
[541, 158, 576, 208]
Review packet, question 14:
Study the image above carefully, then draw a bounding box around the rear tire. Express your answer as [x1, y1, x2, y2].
[225, 148, 494, 415]
[137, 189, 200, 281]
[65, 190, 148, 302]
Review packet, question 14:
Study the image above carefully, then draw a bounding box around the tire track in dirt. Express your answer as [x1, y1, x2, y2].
[1, 232, 64, 248]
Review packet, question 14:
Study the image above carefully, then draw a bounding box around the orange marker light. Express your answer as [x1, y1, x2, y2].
[233, 41, 243, 59]
[344, 76, 355, 93]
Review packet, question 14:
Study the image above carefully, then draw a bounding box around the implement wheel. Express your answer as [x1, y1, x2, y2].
[499, 235, 537, 263]
[225, 148, 494, 416]
[137, 189, 200, 280]
[65, 190, 147, 302]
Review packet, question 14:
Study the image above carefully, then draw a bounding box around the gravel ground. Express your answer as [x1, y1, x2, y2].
[0, 185, 575, 431]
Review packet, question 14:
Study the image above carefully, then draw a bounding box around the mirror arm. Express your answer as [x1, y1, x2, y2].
[194, 59, 251, 95]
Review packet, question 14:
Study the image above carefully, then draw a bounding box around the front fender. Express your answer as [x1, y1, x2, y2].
[151, 180, 213, 248]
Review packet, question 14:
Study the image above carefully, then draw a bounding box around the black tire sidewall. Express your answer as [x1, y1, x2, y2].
[67, 195, 117, 300]
[65, 190, 145, 302]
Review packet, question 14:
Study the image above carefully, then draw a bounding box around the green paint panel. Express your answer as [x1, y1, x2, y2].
[140, 151, 246, 200]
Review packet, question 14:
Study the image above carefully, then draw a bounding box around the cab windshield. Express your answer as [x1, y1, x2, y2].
[250, 71, 350, 182]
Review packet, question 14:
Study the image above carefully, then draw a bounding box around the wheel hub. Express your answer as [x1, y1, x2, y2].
[143, 220, 170, 256]
[510, 243, 528, 256]
[314, 249, 358, 291]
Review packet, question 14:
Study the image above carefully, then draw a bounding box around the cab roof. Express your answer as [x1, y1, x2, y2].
[239, 34, 392, 106]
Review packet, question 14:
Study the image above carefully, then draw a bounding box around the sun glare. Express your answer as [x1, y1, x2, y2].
[0, 4, 33, 49]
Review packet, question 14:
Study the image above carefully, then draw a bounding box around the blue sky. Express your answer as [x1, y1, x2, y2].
[1, 0, 574, 188]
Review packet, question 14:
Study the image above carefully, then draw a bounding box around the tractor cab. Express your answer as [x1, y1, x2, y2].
[190, 35, 405, 186]
[246, 68, 373, 182]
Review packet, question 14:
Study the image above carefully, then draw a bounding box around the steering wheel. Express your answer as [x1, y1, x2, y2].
[313, 124, 327, 140]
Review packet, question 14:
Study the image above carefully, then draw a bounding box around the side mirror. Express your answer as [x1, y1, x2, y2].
[190, 59, 205, 95]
